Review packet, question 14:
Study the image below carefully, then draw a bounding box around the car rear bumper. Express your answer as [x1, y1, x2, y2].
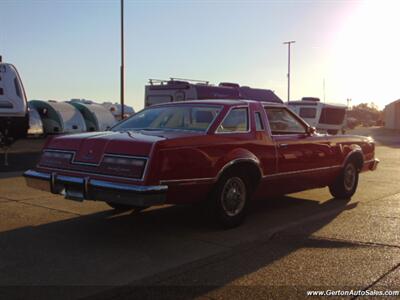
[23, 169, 168, 207]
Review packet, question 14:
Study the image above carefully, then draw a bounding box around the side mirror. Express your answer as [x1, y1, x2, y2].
[307, 126, 316, 135]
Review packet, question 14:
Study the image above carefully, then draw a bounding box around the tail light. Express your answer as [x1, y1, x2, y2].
[39, 150, 73, 168]
[100, 155, 147, 179]
[39, 150, 147, 180]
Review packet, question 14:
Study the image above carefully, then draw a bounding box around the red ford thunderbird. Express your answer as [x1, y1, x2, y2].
[24, 100, 379, 227]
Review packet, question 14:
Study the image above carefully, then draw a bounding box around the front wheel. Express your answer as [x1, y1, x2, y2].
[210, 172, 250, 228]
[329, 161, 359, 199]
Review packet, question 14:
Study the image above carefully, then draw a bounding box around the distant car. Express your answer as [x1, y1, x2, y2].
[24, 100, 379, 228]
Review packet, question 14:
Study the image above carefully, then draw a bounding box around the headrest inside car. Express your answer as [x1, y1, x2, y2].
[196, 111, 213, 123]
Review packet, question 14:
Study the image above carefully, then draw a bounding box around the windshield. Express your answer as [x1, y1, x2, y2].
[112, 105, 222, 132]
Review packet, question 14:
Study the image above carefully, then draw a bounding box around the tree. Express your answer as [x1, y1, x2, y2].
[348, 102, 383, 127]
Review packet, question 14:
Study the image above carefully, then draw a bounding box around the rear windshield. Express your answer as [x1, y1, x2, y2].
[318, 108, 346, 125]
[113, 105, 221, 132]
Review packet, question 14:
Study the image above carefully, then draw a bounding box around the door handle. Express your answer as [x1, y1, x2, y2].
[279, 143, 289, 148]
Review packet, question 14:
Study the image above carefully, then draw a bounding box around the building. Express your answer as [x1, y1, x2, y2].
[384, 100, 400, 130]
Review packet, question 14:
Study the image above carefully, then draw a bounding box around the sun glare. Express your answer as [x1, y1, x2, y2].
[330, 0, 400, 108]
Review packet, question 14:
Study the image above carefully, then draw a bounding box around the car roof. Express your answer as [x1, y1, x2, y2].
[150, 99, 286, 108]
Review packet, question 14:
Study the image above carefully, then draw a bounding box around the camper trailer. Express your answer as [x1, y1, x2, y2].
[288, 97, 347, 134]
[102, 102, 135, 121]
[29, 100, 87, 134]
[69, 99, 116, 131]
[144, 78, 283, 107]
[0, 57, 29, 146]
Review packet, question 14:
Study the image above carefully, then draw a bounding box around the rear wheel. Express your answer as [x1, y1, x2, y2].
[210, 171, 250, 228]
[106, 202, 149, 211]
[329, 160, 359, 199]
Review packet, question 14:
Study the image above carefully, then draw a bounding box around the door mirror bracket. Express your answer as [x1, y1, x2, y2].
[307, 126, 316, 135]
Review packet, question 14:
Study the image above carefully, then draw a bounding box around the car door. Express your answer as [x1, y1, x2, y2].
[264, 106, 339, 191]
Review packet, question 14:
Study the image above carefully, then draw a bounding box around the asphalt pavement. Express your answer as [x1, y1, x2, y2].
[0, 127, 399, 299]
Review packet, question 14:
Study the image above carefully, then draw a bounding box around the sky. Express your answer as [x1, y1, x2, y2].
[1, 0, 399, 110]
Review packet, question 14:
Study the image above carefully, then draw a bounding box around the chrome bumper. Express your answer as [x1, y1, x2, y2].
[367, 158, 379, 171]
[23, 169, 168, 207]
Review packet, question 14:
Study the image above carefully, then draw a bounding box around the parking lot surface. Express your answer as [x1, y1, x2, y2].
[0, 127, 399, 299]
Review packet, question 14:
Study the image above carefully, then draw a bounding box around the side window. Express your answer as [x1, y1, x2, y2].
[265, 107, 306, 134]
[217, 108, 248, 133]
[255, 112, 264, 131]
[299, 107, 317, 119]
[14, 77, 22, 98]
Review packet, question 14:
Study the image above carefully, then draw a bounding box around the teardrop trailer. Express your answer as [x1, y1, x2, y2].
[29, 100, 87, 135]
[69, 99, 116, 131]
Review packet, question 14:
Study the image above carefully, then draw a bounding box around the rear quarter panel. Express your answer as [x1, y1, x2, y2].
[151, 131, 276, 204]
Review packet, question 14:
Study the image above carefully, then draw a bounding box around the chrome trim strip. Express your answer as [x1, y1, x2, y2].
[38, 166, 144, 182]
[142, 141, 156, 182]
[262, 165, 342, 179]
[364, 158, 379, 171]
[160, 177, 215, 184]
[364, 158, 377, 165]
[24, 170, 168, 194]
[158, 164, 343, 184]
[57, 175, 84, 185]
[24, 169, 51, 180]
[90, 179, 167, 193]
[216, 157, 263, 180]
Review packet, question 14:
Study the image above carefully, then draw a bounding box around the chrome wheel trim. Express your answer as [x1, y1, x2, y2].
[220, 177, 246, 217]
[344, 163, 356, 191]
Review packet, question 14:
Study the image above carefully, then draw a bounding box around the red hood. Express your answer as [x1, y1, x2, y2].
[45, 130, 202, 164]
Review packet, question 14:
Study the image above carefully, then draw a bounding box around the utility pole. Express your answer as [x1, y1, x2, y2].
[347, 98, 352, 110]
[120, 0, 125, 119]
[283, 41, 295, 102]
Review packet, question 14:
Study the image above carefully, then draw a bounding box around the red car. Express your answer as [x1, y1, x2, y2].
[24, 100, 379, 227]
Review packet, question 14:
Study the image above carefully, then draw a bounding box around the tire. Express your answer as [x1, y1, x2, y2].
[209, 171, 250, 228]
[106, 202, 149, 211]
[329, 160, 359, 199]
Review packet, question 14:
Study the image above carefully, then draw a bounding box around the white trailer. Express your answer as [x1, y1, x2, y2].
[0, 57, 29, 145]
[288, 98, 347, 135]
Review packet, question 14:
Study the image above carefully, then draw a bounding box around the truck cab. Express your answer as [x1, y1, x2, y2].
[144, 78, 283, 107]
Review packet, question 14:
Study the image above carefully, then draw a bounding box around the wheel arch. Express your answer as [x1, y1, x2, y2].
[216, 157, 262, 191]
[343, 148, 364, 171]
